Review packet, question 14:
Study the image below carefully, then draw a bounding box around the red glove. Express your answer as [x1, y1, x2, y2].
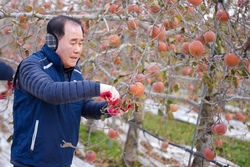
[100, 84, 120, 105]
[108, 104, 132, 116]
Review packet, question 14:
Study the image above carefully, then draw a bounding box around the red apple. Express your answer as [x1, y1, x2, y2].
[85, 150, 96, 163]
[204, 147, 216, 161]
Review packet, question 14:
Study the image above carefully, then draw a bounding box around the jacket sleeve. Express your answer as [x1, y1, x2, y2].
[0, 61, 13, 81]
[17, 58, 100, 104]
[81, 98, 111, 119]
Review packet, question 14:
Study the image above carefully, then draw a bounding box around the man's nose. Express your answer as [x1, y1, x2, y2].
[74, 44, 82, 53]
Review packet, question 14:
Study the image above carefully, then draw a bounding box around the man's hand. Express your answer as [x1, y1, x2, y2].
[100, 84, 120, 105]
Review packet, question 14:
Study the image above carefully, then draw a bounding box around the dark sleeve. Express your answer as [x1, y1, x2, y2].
[18, 58, 100, 104]
[0, 61, 13, 81]
[81, 98, 111, 119]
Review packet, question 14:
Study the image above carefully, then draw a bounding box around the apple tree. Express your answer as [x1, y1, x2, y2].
[0, 0, 249, 166]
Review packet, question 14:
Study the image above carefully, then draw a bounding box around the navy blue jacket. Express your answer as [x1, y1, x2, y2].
[11, 44, 109, 167]
[0, 61, 13, 81]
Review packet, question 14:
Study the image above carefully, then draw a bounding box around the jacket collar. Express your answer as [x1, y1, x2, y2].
[41, 44, 63, 70]
[41, 44, 81, 72]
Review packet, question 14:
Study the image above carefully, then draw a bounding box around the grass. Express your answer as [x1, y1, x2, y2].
[78, 113, 250, 167]
[143, 112, 250, 167]
[79, 125, 126, 167]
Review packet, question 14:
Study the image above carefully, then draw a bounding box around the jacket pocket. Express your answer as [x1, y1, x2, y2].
[30, 120, 39, 154]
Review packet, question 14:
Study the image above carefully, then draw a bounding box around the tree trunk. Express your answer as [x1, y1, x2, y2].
[123, 106, 143, 166]
[192, 96, 214, 167]
[86, 119, 94, 133]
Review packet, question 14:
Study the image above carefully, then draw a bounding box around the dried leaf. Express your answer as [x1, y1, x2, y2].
[25, 50, 29, 57]
[7, 135, 13, 143]
[83, 65, 93, 74]
[135, 101, 142, 107]
[197, 126, 203, 130]
[138, 94, 147, 99]
[61, 140, 75, 148]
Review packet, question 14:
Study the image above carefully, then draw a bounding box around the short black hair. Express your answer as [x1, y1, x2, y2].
[47, 15, 84, 40]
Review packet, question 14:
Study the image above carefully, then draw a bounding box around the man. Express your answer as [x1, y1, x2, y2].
[10, 15, 120, 167]
[0, 61, 13, 99]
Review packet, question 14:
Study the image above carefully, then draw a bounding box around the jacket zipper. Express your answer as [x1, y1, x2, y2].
[30, 120, 39, 158]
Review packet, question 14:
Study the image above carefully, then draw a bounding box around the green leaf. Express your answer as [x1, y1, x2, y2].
[23, 35, 33, 42]
[231, 69, 236, 75]
[210, 64, 215, 71]
[242, 70, 248, 77]
[232, 77, 238, 88]
[167, 100, 173, 105]
[224, 75, 230, 81]
[25, 5, 33, 12]
[229, 125, 234, 130]
[158, 109, 163, 116]
[16, 29, 23, 37]
[112, 76, 125, 87]
[246, 109, 250, 117]
[208, 87, 213, 95]
[167, 112, 174, 120]
[11, 19, 18, 24]
[138, 94, 147, 99]
[101, 114, 107, 121]
[207, 81, 213, 88]
[122, 65, 127, 70]
[174, 84, 179, 92]
[185, 58, 190, 65]
[36, 7, 44, 14]
[141, 43, 147, 49]
[138, 65, 143, 73]
[83, 65, 93, 74]
[192, 61, 197, 66]
[174, 66, 180, 72]
[85, 20, 90, 29]
[89, 41, 95, 47]
[218, 148, 224, 154]
[167, 50, 173, 55]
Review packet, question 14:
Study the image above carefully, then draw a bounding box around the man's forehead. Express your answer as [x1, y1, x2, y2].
[64, 21, 83, 33]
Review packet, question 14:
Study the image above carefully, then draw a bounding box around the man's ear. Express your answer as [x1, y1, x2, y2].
[45, 33, 58, 51]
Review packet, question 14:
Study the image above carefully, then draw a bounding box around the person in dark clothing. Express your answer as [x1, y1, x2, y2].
[0, 61, 13, 99]
[0, 61, 13, 81]
[10, 15, 120, 167]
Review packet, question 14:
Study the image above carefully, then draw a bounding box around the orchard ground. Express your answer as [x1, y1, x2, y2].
[0, 95, 249, 166]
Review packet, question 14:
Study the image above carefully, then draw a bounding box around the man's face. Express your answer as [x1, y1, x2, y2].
[56, 21, 83, 68]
